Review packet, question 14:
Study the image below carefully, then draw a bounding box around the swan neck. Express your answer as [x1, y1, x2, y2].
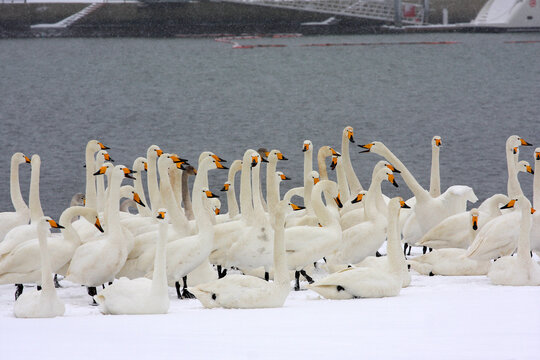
[151, 220, 169, 297]
[336, 159, 350, 203]
[429, 145, 441, 197]
[517, 206, 533, 261]
[312, 182, 334, 227]
[226, 168, 240, 218]
[159, 160, 189, 233]
[534, 160, 540, 209]
[192, 161, 214, 235]
[273, 210, 288, 286]
[95, 161, 106, 214]
[252, 164, 265, 219]
[133, 161, 151, 216]
[303, 148, 314, 214]
[182, 170, 194, 221]
[267, 159, 279, 217]
[169, 167, 183, 217]
[239, 151, 254, 222]
[147, 151, 161, 212]
[59, 207, 86, 245]
[10, 156, 27, 213]
[38, 225, 55, 295]
[364, 172, 384, 220]
[106, 169, 124, 240]
[386, 204, 405, 272]
[506, 146, 522, 198]
[342, 134, 363, 194]
[85, 145, 98, 209]
[29, 159, 43, 222]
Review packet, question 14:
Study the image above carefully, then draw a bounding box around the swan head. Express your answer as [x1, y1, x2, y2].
[276, 171, 291, 182]
[344, 126, 355, 143]
[302, 140, 312, 153]
[470, 208, 479, 230]
[500, 199, 517, 210]
[147, 145, 163, 159]
[169, 154, 189, 166]
[257, 148, 270, 163]
[535, 148, 540, 161]
[42, 216, 65, 230]
[330, 155, 339, 171]
[97, 150, 114, 163]
[351, 191, 367, 204]
[384, 162, 401, 174]
[156, 209, 167, 221]
[269, 149, 288, 161]
[116, 165, 137, 180]
[199, 151, 226, 165]
[202, 187, 220, 199]
[30, 154, 40, 167]
[221, 182, 231, 192]
[432, 136, 442, 148]
[250, 154, 261, 168]
[507, 135, 532, 149]
[377, 167, 399, 188]
[12, 152, 31, 165]
[358, 141, 383, 154]
[70, 193, 86, 207]
[310, 170, 320, 185]
[87, 140, 110, 152]
[517, 160, 534, 175]
[184, 165, 197, 176]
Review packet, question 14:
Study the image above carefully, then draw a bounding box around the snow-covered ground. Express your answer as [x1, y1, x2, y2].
[1, 264, 539, 360]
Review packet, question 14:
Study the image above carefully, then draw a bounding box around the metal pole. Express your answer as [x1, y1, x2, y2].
[423, 0, 429, 24]
[394, 0, 402, 27]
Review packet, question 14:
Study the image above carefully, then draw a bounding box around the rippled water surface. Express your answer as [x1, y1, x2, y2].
[1, 33, 539, 218]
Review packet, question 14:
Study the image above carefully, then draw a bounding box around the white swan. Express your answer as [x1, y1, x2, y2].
[465, 198, 522, 261]
[326, 167, 397, 266]
[429, 136, 442, 197]
[417, 194, 510, 250]
[66, 165, 134, 301]
[0, 206, 103, 289]
[95, 210, 170, 314]
[0, 154, 44, 255]
[14, 217, 65, 318]
[0, 152, 31, 241]
[488, 195, 540, 285]
[506, 135, 532, 198]
[307, 197, 406, 299]
[266, 150, 288, 218]
[531, 148, 540, 255]
[219, 159, 243, 220]
[285, 180, 342, 291]
[189, 200, 290, 309]
[341, 126, 363, 197]
[146, 145, 164, 212]
[407, 247, 491, 276]
[359, 141, 477, 240]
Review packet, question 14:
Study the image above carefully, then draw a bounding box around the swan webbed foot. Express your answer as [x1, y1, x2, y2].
[54, 274, 62, 288]
[264, 272, 269, 281]
[375, 251, 382, 257]
[428, 271, 435, 277]
[217, 265, 226, 278]
[180, 276, 196, 299]
[37, 285, 42, 291]
[15, 284, 24, 300]
[300, 270, 314, 284]
[87, 286, 98, 305]
[337, 285, 345, 292]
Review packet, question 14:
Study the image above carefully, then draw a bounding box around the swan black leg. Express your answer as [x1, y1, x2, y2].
[403, 243, 408, 256]
[37, 285, 42, 291]
[54, 274, 62, 288]
[407, 244, 412, 256]
[294, 271, 301, 291]
[264, 272, 269, 281]
[300, 269, 314, 284]
[175, 281, 182, 299]
[376, 251, 382, 257]
[423, 246, 428, 254]
[429, 247, 433, 252]
[87, 286, 98, 305]
[15, 284, 23, 300]
[217, 265, 223, 278]
[181, 276, 195, 299]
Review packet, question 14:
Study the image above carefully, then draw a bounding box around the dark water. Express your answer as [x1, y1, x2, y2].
[1, 33, 539, 219]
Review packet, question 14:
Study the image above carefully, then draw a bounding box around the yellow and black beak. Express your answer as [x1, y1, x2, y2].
[93, 166, 108, 176]
[156, 211, 166, 220]
[330, 148, 341, 157]
[205, 190, 219, 198]
[251, 156, 258, 168]
[526, 165, 534, 174]
[388, 173, 399, 188]
[170, 154, 189, 164]
[155, 148, 164, 157]
[536, 152, 540, 161]
[520, 138, 532, 146]
[94, 217, 104, 233]
[143, 162, 148, 172]
[335, 194, 343, 208]
[280, 173, 291, 181]
[290, 203, 305, 211]
[47, 218, 65, 229]
[358, 143, 374, 153]
[348, 130, 355, 143]
[472, 214, 478, 231]
[277, 152, 288, 161]
[313, 177, 320, 185]
[24, 155, 31, 164]
[435, 138, 442, 147]
[221, 183, 230, 192]
[302, 143, 310, 152]
[98, 142, 110, 150]
[215, 161, 228, 170]
[500, 199, 517, 209]
[385, 163, 401, 174]
[351, 193, 364, 204]
[176, 162, 187, 171]
[133, 192, 145, 207]
[123, 167, 137, 180]
[532, 208, 536, 214]
[513, 147, 518, 155]
[215, 208, 221, 216]
[212, 154, 227, 163]
[400, 199, 410, 209]
[330, 156, 338, 171]
[103, 153, 114, 162]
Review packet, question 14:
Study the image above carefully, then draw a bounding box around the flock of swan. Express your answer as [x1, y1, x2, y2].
[1, 128, 539, 318]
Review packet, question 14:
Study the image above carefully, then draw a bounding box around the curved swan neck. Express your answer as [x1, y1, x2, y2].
[29, 155, 44, 222]
[37, 221, 55, 295]
[311, 180, 338, 227]
[146, 146, 161, 212]
[59, 206, 91, 245]
[303, 144, 314, 214]
[239, 150, 255, 222]
[84, 142, 99, 209]
[374, 142, 429, 202]
[133, 158, 151, 217]
[226, 160, 242, 218]
[10, 154, 28, 213]
[158, 157, 189, 233]
[151, 218, 169, 297]
[386, 199, 404, 273]
[341, 130, 363, 195]
[429, 144, 441, 197]
[182, 170, 194, 221]
[317, 147, 330, 181]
